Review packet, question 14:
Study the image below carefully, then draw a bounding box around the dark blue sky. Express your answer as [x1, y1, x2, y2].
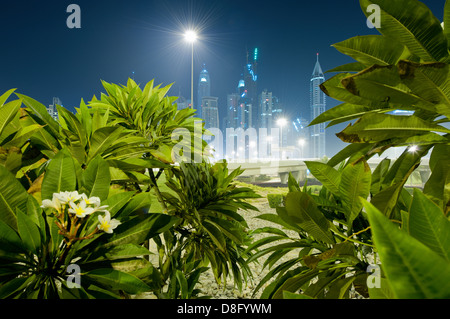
[0, 0, 445, 156]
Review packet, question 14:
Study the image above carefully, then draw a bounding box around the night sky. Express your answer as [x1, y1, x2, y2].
[0, 0, 446, 156]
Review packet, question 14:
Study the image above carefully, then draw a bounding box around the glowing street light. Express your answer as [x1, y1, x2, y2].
[298, 138, 306, 158]
[184, 30, 198, 109]
[408, 145, 419, 153]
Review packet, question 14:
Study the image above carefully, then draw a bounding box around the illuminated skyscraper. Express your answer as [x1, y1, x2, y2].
[202, 96, 219, 129]
[310, 54, 326, 158]
[197, 63, 211, 118]
[259, 89, 273, 131]
[240, 48, 258, 129]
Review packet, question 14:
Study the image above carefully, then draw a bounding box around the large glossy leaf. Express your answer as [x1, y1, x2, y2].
[284, 192, 335, 244]
[82, 155, 110, 201]
[341, 65, 436, 112]
[364, 200, 450, 299]
[0, 99, 21, 139]
[339, 161, 371, 226]
[360, 0, 448, 62]
[16, 209, 41, 255]
[304, 161, 341, 196]
[16, 93, 61, 138]
[41, 149, 77, 200]
[0, 165, 29, 231]
[337, 113, 450, 143]
[332, 35, 411, 66]
[310, 102, 394, 127]
[100, 213, 177, 249]
[83, 268, 151, 294]
[397, 60, 450, 117]
[87, 126, 125, 163]
[424, 144, 450, 209]
[409, 189, 450, 262]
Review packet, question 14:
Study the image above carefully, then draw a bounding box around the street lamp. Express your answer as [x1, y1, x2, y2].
[277, 118, 287, 159]
[184, 30, 197, 109]
[298, 138, 306, 158]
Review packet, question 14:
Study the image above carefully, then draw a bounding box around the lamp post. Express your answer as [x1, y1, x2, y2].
[277, 118, 287, 160]
[184, 30, 197, 109]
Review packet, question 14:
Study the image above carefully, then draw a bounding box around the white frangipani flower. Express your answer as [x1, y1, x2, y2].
[55, 191, 82, 204]
[68, 200, 95, 218]
[41, 193, 62, 211]
[80, 194, 108, 212]
[97, 211, 121, 234]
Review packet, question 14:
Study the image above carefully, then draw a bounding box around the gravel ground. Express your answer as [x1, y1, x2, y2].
[196, 195, 297, 299]
[137, 186, 368, 299]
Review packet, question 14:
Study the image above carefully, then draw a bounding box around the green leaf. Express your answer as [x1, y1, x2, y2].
[203, 220, 227, 252]
[272, 269, 319, 299]
[340, 65, 436, 114]
[339, 161, 372, 226]
[83, 268, 151, 294]
[360, 0, 448, 62]
[282, 291, 314, 299]
[100, 213, 177, 249]
[338, 113, 449, 144]
[409, 189, 450, 262]
[41, 149, 77, 200]
[0, 99, 21, 138]
[310, 102, 394, 127]
[304, 161, 341, 197]
[84, 243, 151, 263]
[0, 275, 35, 299]
[87, 126, 125, 163]
[82, 155, 111, 201]
[16, 208, 41, 255]
[0, 165, 29, 231]
[423, 144, 450, 210]
[364, 200, 450, 299]
[326, 62, 367, 73]
[332, 35, 411, 66]
[284, 192, 335, 244]
[0, 220, 25, 253]
[16, 93, 61, 137]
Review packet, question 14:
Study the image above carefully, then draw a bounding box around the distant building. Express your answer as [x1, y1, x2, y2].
[259, 89, 273, 131]
[176, 95, 188, 110]
[47, 97, 61, 120]
[202, 96, 219, 129]
[226, 92, 242, 129]
[197, 64, 211, 119]
[310, 54, 326, 158]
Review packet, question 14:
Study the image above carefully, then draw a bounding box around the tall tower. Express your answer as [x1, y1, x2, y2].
[310, 53, 326, 158]
[197, 63, 211, 118]
[47, 97, 61, 121]
[240, 48, 258, 129]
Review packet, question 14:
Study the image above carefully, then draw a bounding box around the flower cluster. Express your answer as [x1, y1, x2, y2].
[41, 191, 121, 242]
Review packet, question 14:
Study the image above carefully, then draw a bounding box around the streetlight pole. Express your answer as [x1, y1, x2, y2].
[277, 118, 287, 160]
[184, 30, 197, 109]
[190, 41, 194, 109]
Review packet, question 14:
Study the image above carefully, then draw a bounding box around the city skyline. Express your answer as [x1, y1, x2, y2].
[0, 0, 445, 156]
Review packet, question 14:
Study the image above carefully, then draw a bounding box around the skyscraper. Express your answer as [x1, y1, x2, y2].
[202, 96, 219, 129]
[259, 89, 273, 131]
[197, 63, 211, 119]
[47, 97, 61, 120]
[310, 54, 326, 158]
[239, 48, 259, 130]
